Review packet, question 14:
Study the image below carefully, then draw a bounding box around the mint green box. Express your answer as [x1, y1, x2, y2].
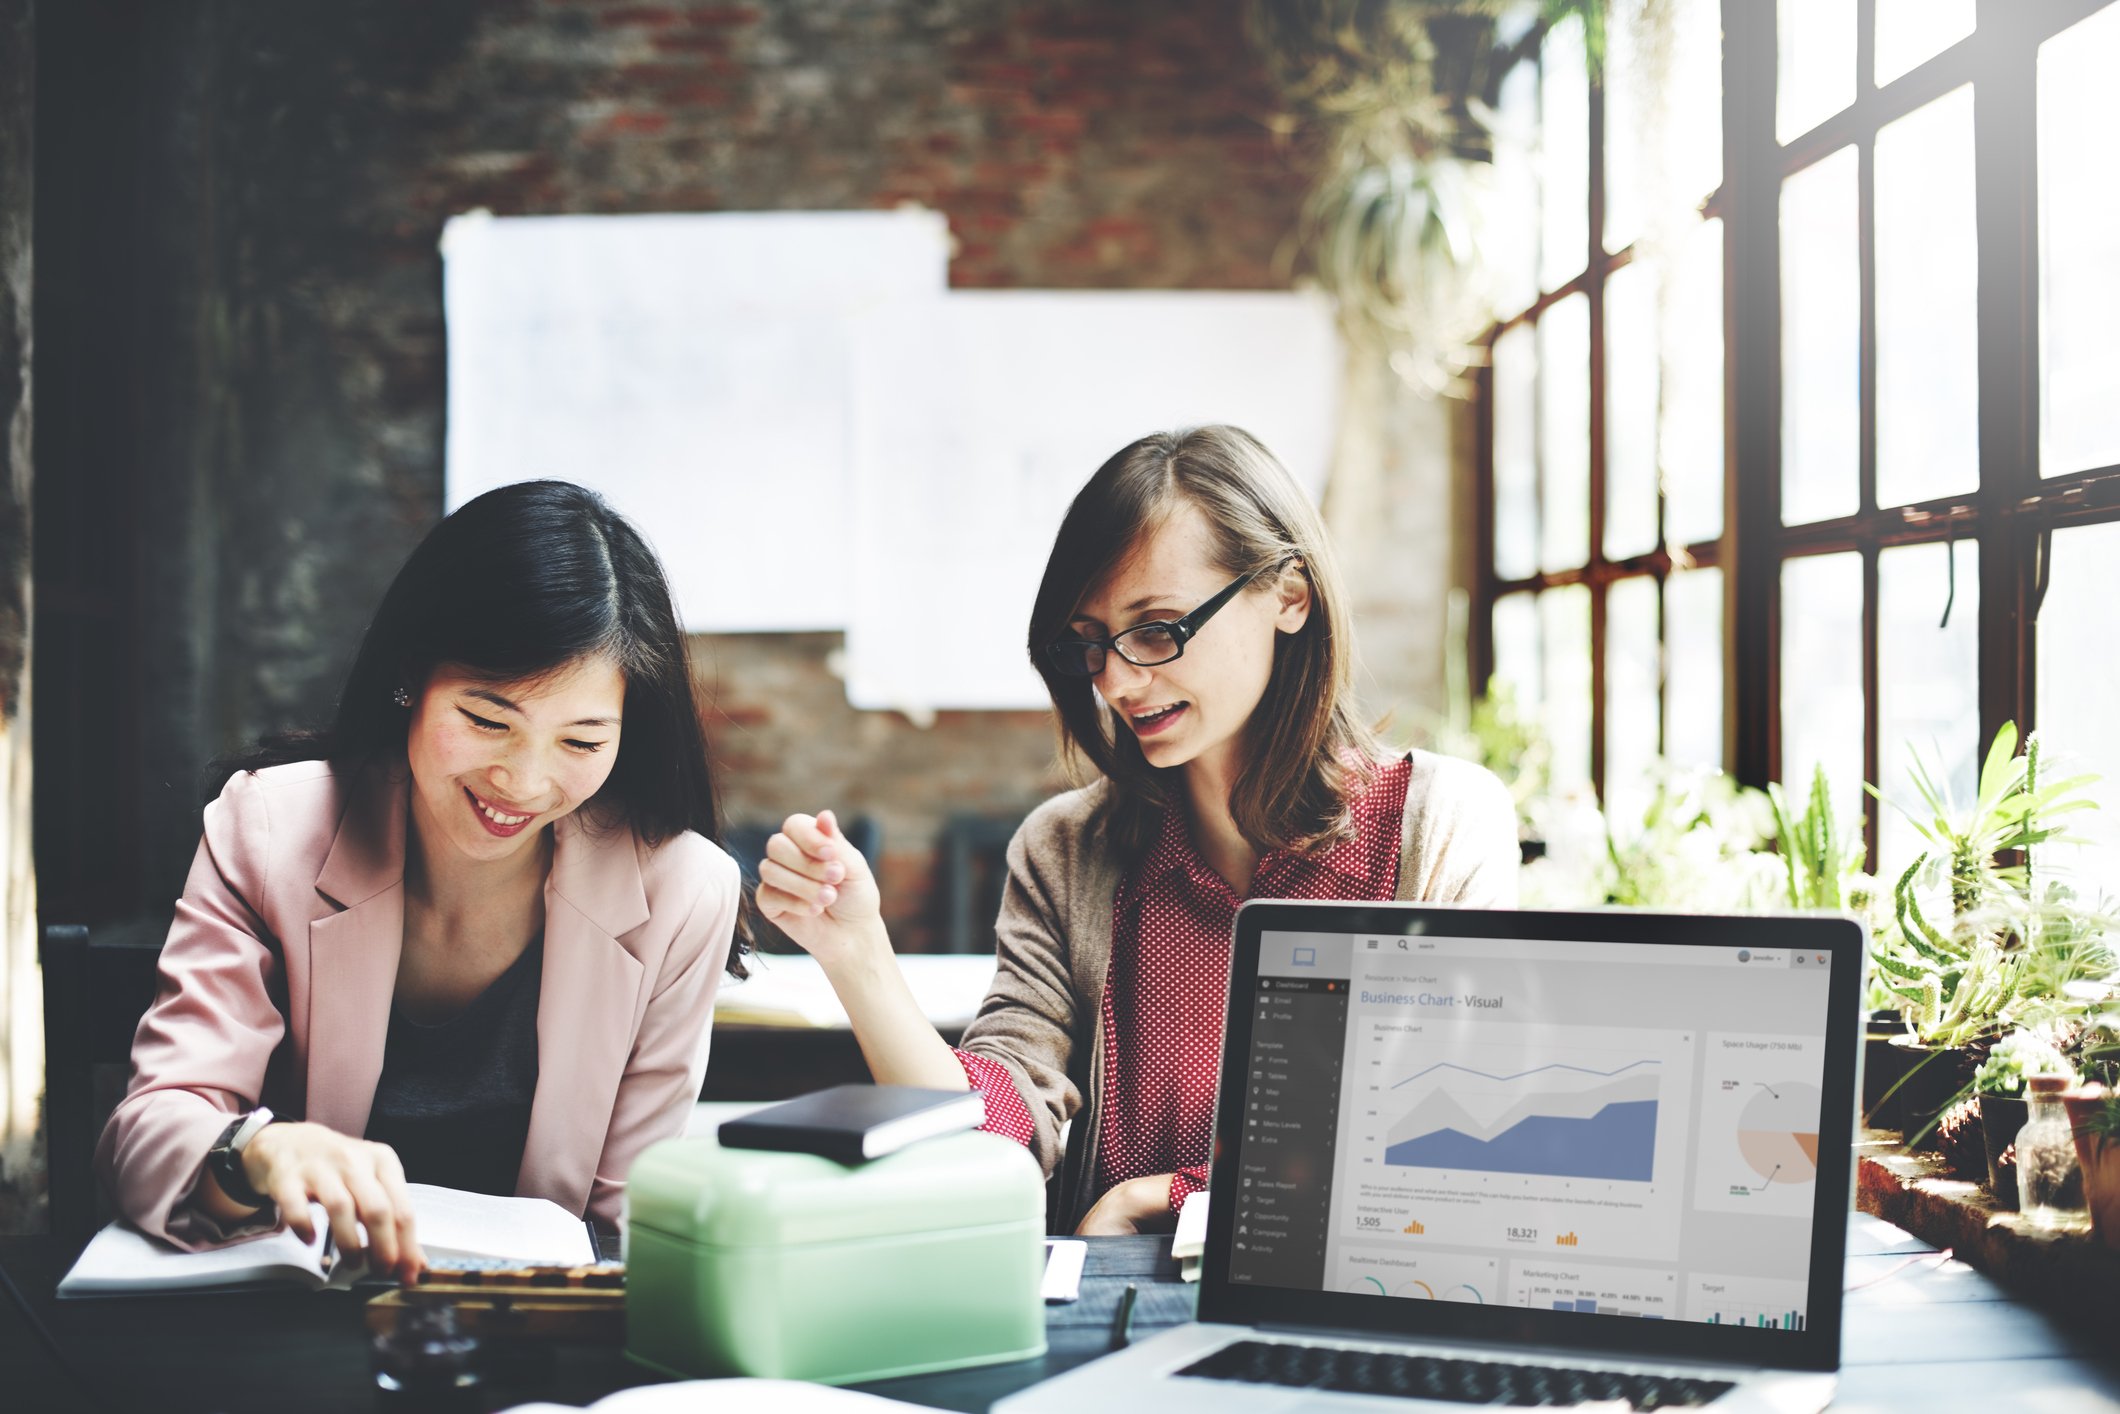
[624, 1129, 1049, 1385]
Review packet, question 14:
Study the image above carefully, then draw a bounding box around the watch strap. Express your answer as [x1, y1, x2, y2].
[207, 1108, 275, 1209]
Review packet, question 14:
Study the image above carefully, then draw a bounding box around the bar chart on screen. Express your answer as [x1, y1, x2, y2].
[1687, 1274, 1810, 1330]
[1506, 1259, 1679, 1319]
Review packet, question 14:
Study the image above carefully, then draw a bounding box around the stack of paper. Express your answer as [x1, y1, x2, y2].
[1171, 1190, 1208, 1283]
[715, 953, 998, 1030]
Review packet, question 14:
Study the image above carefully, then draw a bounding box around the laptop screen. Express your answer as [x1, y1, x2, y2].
[1210, 906, 1858, 1370]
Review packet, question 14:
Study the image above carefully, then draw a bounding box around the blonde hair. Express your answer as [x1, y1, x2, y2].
[1025, 425, 1378, 858]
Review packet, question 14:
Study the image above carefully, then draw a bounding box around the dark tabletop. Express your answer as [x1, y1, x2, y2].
[7, 1218, 2120, 1413]
[0, 1233, 1189, 1414]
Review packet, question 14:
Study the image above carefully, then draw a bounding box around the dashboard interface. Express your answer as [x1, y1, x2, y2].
[1226, 930, 1833, 1333]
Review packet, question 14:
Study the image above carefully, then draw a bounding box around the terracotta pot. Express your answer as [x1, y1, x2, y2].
[1977, 1094, 2027, 1208]
[2063, 1086, 2120, 1250]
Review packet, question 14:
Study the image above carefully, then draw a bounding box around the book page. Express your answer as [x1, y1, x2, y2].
[409, 1184, 594, 1265]
[57, 1204, 332, 1297]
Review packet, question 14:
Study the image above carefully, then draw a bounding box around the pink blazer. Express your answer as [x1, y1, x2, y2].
[95, 759, 741, 1247]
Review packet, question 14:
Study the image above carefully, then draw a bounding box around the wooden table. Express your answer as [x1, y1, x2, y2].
[2, 1216, 2116, 1412]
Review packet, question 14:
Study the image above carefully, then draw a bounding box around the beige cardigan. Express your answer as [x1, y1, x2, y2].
[957, 749, 1521, 1230]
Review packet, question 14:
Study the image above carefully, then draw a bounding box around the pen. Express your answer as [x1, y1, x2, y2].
[1110, 1282, 1139, 1350]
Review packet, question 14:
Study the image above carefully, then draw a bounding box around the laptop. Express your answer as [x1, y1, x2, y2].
[1000, 901, 1863, 1412]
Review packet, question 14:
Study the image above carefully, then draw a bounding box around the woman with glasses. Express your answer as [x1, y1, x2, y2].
[759, 425, 1518, 1235]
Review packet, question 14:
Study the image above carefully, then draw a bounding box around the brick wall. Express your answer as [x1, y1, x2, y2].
[697, 633, 1071, 953]
[38, 0, 1377, 950]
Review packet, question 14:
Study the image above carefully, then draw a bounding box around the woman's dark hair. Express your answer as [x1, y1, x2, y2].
[1027, 426, 1378, 859]
[215, 480, 748, 972]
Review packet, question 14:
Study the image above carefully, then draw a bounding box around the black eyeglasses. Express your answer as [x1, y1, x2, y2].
[1044, 561, 1285, 679]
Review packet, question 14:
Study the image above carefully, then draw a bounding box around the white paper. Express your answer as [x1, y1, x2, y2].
[407, 1183, 594, 1266]
[845, 290, 1341, 713]
[443, 209, 950, 634]
[1171, 1188, 1210, 1261]
[714, 952, 999, 1030]
[57, 1203, 334, 1297]
[500, 1377, 935, 1412]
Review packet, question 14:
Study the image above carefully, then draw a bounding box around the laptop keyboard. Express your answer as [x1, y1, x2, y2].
[1176, 1339, 1734, 1408]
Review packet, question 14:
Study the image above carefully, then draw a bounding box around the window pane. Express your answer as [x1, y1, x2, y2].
[1540, 584, 1593, 793]
[1876, 86, 1979, 510]
[1664, 218, 1725, 547]
[1492, 57, 1543, 316]
[1605, 576, 1662, 825]
[1875, 0, 1974, 87]
[1778, 0, 1856, 144]
[1493, 591, 1542, 712]
[1781, 552, 1865, 826]
[1539, 294, 1591, 573]
[2034, 520, 2120, 892]
[1668, 0, 1723, 208]
[1541, 15, 1589, 292]
[1606, 259, 1659, 561]
[1493, 323, 1539, 581]
[1781, 146, 1860, 526]
[1605, 7, 1645, 254]
[1607, 0, 1723, 252]
[1667, 566, 1723, 770]
[2039, 5, 2120, 477]
[1876, 540, 1981, 879]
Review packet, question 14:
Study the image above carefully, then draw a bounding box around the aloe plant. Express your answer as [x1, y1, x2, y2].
[1867, 723, 2103, 1048]
[1767, 763, 1870, 912]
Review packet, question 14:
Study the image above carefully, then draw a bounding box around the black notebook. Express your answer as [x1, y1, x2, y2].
[718, 1084, 987, 1164]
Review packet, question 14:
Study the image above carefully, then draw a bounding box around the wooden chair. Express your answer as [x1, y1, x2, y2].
[39, 923, 164, 1248]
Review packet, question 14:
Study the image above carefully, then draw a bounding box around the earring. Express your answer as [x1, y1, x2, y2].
[392, 687, 411, 708]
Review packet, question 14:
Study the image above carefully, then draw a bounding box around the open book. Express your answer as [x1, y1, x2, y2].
[57, 1183, 598, 1298]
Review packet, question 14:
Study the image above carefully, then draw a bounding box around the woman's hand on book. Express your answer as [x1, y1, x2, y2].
[244, 1122, 426, 1283]
[758, 809, 890, 971]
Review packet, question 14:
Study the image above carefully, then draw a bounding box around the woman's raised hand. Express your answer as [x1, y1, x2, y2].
[757, 810, 888, 971]
[240, 1121, 425, 1283]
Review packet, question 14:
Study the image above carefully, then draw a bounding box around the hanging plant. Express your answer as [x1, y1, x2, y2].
[1246, 0, 1612, 394]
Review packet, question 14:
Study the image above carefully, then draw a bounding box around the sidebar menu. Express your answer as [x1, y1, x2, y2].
[1226, 974, 1350, 1290]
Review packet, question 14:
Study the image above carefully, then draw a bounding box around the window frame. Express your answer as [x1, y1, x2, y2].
[1474, 0, 2120, 866]
[1471, 7, 1729, 802]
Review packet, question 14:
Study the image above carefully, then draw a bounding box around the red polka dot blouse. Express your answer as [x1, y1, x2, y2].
[956, 755, 1412, 1214]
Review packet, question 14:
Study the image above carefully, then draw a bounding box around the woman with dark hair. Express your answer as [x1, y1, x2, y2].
[758, 426, 1519, 1235]
[99, 481, 743, 1277]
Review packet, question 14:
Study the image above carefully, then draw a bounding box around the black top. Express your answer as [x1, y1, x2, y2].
[364, 934, 543, 1196]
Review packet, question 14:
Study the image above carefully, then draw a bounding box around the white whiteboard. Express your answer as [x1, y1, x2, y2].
[845, 291, 1341, 713]
[442, 208, 950, 632]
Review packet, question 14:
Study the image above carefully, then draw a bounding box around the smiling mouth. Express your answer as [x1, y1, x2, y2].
[464, 786, 537, 836]
[1128, 702, 1189, 736]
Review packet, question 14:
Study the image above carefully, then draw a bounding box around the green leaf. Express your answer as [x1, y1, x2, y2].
[1976, 720, 2022, 813]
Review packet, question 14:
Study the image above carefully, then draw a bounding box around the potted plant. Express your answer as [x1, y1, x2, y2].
[2063, 1085, 2120, 1248]
[1971, 1031, 2074, 1206]
[1867, 725, 2100, 1149]
[1766, 764, 1904, 1125]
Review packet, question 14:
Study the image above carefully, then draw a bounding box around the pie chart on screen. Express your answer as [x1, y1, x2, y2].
[1737, 1082, 1822, 1185]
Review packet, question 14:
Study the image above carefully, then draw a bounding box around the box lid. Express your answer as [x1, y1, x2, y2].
[626, 1129, 1045, 1248]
